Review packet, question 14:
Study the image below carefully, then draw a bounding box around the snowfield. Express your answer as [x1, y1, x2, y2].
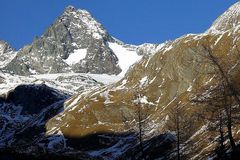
[108, 42, 142, 77]
[63, 49, 87, 66]
[0, 73, 122, 95]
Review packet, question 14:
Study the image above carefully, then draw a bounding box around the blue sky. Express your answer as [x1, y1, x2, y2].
[0, 0, 238, 49]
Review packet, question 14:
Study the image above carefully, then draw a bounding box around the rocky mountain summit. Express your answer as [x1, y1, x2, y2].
[0, 40, 14, 54]
[1, 6, 160, 76]
[0, 40, 16, 68]
[2, 6, 119, 75]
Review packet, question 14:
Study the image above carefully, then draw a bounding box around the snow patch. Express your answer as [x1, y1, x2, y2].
[92, 32, 102, 39]
[78, 9, 106, 35]
[108, 42, 142, 77]
[29, 68, 37, 74]
[64, 49, 87, 65]
[144, 58, 151, 68]
[100, 90, 113, 104]
[140, 76, 148, 86]
[72, 42, 78, 47]
[0, 45, 3, 53]
[134, 95, 155, 106]
[149, 76, 156, 84]
[187, 85, 192, 92]
[87, 73, 122, 85]
[121, 79, 127, 85]
[163, 45, 173, 53]
[214, 34, 224, 45]
[67, 96, 82, 111]
[0, 51, 17, 68]
[228, 60, 240, 74]
[204, 76, 215, 85]
[189, 125, 208, 140]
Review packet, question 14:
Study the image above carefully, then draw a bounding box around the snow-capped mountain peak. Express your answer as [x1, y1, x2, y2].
[0, 40, 14, 55]
[1, 6, 160, 77]
[61, 5, 108, 40]
[1, 6, 120, 75]
[0, 40, 16, 68]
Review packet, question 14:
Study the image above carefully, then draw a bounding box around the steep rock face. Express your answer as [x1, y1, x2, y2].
[45, 2, 240, 159]
[0, 84, 69, 150]
[0, 40, 16, 68]
[2, 84, 68, 114]
[0, 40, 14, 54]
